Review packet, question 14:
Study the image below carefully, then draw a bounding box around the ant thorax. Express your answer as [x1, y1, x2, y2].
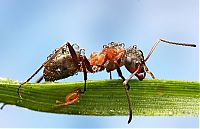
[125, 45, 144, 68]
[89, 42, 126, 72]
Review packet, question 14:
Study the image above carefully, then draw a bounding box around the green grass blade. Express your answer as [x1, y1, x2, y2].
[0, 78, 199, 116]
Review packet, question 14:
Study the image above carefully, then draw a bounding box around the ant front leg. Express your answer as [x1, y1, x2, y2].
[116, 67, 130, 90]
[116, 67, 133, 123]
[122, 65, 142, 124]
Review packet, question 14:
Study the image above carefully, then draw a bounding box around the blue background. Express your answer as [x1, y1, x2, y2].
[0, 0, 199, 128]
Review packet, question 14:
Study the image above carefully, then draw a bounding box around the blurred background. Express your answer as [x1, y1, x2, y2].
[0, 0, 199, 128]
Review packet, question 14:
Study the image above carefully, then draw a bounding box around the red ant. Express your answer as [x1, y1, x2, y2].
[17, 39, 196, 124]
[89, 39, 196, 123]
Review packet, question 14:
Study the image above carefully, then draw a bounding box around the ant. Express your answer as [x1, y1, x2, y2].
[17, 42, 93, 98]
[17, 39, 196, 124]
[89, 38, 196, 123]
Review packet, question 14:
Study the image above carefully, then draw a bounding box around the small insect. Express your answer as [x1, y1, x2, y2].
[52, 88, 81, 110]
[89, 38, 196, 123]
[17, 42, 93, 98]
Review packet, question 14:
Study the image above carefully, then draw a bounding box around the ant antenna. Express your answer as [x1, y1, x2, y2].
[145, 38, 196, 62]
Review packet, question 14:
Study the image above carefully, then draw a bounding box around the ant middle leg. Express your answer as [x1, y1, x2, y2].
[81, 56, 93, 93]
[109, 72, 112, 80]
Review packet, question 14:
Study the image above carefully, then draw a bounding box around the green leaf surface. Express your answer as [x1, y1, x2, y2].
[0, 78, 199, 116]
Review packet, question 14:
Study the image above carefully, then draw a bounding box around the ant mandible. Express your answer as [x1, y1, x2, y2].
[89, 38, 196, 123]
